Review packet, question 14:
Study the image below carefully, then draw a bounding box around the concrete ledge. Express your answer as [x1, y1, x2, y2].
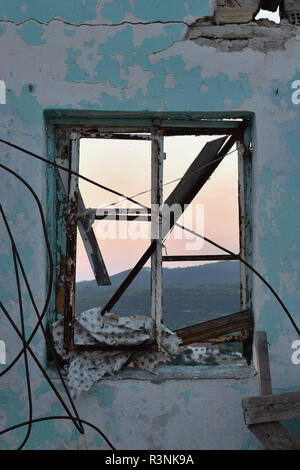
[47, 364, 257, 382]
[100, 365, 257, 383]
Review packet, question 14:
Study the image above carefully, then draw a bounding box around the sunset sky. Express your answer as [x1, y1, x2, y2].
[76, 135, 240, 281]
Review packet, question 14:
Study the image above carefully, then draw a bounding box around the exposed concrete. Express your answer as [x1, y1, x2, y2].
[285, 0, 300, 11]
[186, 17, 299, 51]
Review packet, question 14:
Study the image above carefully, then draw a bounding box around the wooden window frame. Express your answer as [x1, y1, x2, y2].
[47, 113, 253, 362]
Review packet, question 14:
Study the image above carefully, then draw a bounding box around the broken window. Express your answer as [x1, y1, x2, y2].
[51, 115, 253, 368]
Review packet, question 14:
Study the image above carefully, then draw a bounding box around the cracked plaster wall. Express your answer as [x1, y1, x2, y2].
[0, 0, 300, 450]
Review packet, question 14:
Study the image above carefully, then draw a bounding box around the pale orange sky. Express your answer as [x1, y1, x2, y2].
[76, 135, 239, 282]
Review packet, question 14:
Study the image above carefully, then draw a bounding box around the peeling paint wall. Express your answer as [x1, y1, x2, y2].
[1, 0, 300, 450]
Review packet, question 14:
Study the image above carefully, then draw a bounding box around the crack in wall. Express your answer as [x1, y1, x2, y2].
[2, 13, 298, 54]
[0, 17, 192, 28]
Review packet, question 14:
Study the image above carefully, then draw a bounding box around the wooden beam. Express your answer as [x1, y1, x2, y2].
[57, 165, 111, 287]
[151, 133, 164, 347]
[175, 310, 252, 345]
[77, 192, 111, 286]
[247, 423, 300, 450]
[162, 136, 227, 237]
[255, 331, 272, 395]
[100, 242, 156, 315]
[243, 331, 300, 450]
[243, 391, 300, 425]
[163, 254, 239, 262]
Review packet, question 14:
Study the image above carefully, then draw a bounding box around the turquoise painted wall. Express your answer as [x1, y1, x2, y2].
[0, 0, 300, 450]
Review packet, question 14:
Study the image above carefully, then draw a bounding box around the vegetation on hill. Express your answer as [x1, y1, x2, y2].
[76, 261, 240, 330]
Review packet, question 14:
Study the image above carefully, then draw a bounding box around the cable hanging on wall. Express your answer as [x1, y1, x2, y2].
[0, 135, 299, 449]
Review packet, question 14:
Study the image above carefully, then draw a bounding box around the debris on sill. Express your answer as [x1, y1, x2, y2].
[52, 308, 181, 400]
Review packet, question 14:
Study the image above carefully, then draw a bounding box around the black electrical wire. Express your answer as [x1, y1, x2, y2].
[0, 136, 238, 212]
[0, 202, 85, 435]
[0, 416, 116, 450]
[0, 301, 116, 449]
[0, 166, 114, 449]
[11, 247, 33, 450]
[104, 148, 238, 208]
[0, 169, 85, 437]
[0, 137, 148, 209]
[175, 223, 300, 337]
[1, 135, 299, 339]
[0, 163, 54, 374]
[1, 137, 299, 338]
[0, 302, 85, 434]
[1, 134, 299, 451]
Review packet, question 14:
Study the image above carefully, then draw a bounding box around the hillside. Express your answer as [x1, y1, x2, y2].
[76, 261, 240, 330]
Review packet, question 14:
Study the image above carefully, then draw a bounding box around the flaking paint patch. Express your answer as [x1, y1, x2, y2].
[84, 39, 95, 47]
[7, 201, 27, 220]
[64, 29, 76, 37]
[132, 0, 210, 23]
[101, 0, 131, 24]
[0, 387, 27, 449]
[98, 23, 185, 55]
[8, 85, 42, 124]
[65, 48, 127, 87]
[0, 0, 99, 24]
[90, 385, 116, 407]
[179, 390, 191, 404]
[94, 434, 104, 448]
[27, 403, 75, 449]
[16, 21, 46, 45]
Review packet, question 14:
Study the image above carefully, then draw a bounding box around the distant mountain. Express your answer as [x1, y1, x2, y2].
[76, 261, 240, 330]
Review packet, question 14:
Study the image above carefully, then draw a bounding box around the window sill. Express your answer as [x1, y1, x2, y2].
[47, 363, 256, 382]
[105, 364, 257, 383]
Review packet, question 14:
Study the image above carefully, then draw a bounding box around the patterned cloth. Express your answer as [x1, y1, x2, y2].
[53, 308, 181, 399]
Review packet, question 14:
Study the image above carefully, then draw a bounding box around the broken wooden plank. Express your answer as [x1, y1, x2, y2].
[242, 391, 300, 425]
[243, 331, 300, 450]
[77, 192, 111, 286]
[100, 242, 156, 315]
[255, 331, 272, 395]
[56, 164, 111, 287]
[248, 422, 300, 450]
[175, 310, 252, 345]
[162, 136, 227, 237]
